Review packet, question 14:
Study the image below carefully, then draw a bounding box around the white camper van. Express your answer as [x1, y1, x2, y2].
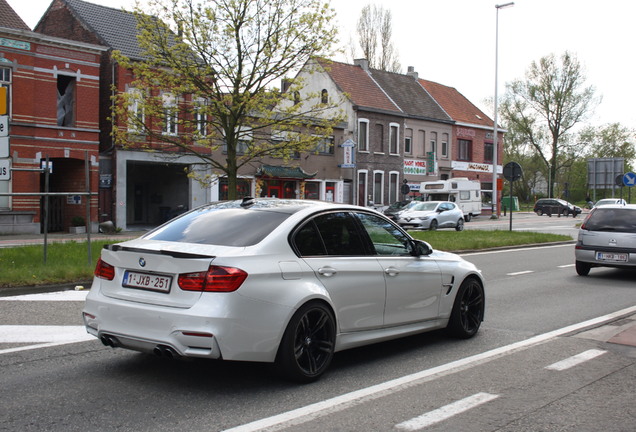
[420, 178, 482, 221]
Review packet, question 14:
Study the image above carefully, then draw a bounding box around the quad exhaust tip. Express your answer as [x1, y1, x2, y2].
[153, 345, 179, 359]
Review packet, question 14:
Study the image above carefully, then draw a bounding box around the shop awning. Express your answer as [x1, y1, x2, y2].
[256, 165, 317, 179]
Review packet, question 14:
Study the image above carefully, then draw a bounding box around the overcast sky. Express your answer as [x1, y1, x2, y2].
[8, 0, 636, 129]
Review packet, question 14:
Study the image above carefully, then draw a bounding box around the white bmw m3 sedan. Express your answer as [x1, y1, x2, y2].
[83, 198, 485, 382]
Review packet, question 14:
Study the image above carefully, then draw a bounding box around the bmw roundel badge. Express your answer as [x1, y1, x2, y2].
[139, 257, 146, 267]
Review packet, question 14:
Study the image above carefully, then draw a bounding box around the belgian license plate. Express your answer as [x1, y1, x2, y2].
[595, 252, 628, 262]
[123, 271, 172, 292]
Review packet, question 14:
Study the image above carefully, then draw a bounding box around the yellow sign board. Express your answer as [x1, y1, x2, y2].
[0, 87, 6, 115]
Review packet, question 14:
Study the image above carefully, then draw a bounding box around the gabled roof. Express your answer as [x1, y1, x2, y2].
[318, 59, 402, 115]
[418, 79, 494, 128]
[57, 0, 146, 59]
[369, 69, 453, 123]
[0, 0, 31, 31]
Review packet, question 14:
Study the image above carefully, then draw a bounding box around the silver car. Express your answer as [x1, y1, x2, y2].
[593, 198, 627, 208]
[397, 201, 465, 231]
[84, 198, 485, 382]
[575, 204, 636, 276]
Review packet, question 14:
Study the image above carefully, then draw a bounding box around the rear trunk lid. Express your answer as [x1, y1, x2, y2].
[96, 239, 243, 308]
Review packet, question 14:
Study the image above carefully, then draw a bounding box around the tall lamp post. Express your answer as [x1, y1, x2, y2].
[491, 2, 514, 219]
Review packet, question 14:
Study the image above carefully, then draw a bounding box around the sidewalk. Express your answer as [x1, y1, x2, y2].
[0, 229, 148, 248]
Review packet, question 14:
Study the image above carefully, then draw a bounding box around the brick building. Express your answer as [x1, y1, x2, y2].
[0, 0, 106, 234]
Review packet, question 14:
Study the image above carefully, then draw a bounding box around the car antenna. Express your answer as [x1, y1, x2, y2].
[240, 196, 256, 208]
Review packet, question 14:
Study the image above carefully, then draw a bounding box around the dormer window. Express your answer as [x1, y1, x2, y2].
[321, 89, 328, 104]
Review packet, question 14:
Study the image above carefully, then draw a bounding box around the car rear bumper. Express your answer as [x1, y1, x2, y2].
[83, 282, 293, 363]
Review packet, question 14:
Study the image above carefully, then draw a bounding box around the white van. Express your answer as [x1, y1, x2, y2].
[420, 178, 482, 221]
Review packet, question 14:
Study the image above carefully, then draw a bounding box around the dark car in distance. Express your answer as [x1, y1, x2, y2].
[534, 198, 581, 217]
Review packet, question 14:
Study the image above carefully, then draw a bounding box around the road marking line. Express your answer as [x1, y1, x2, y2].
[0, 290, 88, 301]
[395, 392, 499, 431]
[545, 349, 607, 371]
[506, 271, 533, 276]
[558, 264, 575, 268]
[221, 305, 636, 432]
[0, 325, 94, 355]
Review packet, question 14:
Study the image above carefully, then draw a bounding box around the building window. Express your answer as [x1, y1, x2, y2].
[193, 98, 207, 137]
[224, 128, 251, 154]
[321, 89, 328, 104]
[389, 172, 399, 203]
[441, 133, 449, 158]
[127, 88, 145, 133]
[419, 130, 425, 156]
[57, 75, 75, 127]
[358, 119, 369, 152]
[484, 142, 493, 163]
[404, 128, 413, 155]
[358, 170, 368, 206]
[375, 123, 384, 153]
[373, 171, 384, 205]
[389, 123, 399, 154]
[458, 139, 472, 161]
[219, 178, 251, 200]
[162, 93, 178, 135]
[315, 136, 334, 154]
[430, 131, 437, 155]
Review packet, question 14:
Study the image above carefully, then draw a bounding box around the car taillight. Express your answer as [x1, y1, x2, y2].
[178, 265, 247, 292]
[580, 211, 594, 230]
[94, 258, 115, 280]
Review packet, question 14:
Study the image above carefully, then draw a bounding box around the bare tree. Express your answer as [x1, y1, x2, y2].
[355, 4, 401, 72]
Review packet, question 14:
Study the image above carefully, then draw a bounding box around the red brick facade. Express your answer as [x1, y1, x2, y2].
[0, 27, 105, 233]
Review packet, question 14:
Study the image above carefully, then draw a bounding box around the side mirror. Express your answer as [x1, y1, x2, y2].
[410, 240, 433, 257]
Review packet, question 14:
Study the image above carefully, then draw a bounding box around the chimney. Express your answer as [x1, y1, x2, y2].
[354, 58, 369, 71]
[407, 66, 418, 80]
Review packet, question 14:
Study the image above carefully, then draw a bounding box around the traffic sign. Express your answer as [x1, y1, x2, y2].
[0, 136, 8, 158]
[623, 172, 636, 187]
[0, 159, 10, 180]
[503, 161, 523, 182]
[0, 115, 8, 136]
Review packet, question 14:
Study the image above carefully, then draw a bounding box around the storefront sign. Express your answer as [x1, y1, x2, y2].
[403, 158, 427, 175]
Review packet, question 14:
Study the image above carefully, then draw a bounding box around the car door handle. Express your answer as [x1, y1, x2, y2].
[318, 266, 337, 277]
[384, 267, 399, 277]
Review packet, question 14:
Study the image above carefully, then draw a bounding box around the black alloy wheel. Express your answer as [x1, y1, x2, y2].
[447, 278, 485, 339]
[455, 218, 465, 231]
[277, 302, 336, 382]
[429, 219, 438, 231]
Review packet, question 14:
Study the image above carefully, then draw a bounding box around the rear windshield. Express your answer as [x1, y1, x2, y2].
[144, 206, 291, 246]
[584, 208, 636, 233]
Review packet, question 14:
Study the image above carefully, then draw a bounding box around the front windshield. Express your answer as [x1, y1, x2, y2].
[412, 202, 439, 212]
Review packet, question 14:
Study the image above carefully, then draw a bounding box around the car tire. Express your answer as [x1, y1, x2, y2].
[455, 218, 464, 231]
[447, 277, 484, 339]
[276, 301, 336, 383]
[465, 214, 472, 222]
[536, 209, 543, 216]
[575, 260, 591, 276]
[429, 220, 438, 231]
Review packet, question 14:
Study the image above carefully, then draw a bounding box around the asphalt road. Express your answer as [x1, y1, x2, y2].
[0, 218, 635, 431]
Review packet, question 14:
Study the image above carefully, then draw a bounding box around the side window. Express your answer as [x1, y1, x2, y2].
[293, 221, 326, 256]
[294, 212, 367, 256]
[355, 212, 411, 256]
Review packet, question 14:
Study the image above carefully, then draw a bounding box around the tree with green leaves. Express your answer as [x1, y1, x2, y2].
[578, 123, 636, 168]
[500, 52, 599, 198]
[354, 4, 401, 72]
[112, 0, 345, 199]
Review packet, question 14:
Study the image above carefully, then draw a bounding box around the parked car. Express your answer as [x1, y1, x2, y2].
[383, 199, 414, 220]
[533, 198, 582, 217]
[396, 201, 465, 231]
[84, 198, 485, 382]
[593, 198, 627, 208]
[575, 204, 636, 276]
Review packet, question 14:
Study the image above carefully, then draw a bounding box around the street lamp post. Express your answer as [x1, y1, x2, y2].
[491, 2, 514, 219]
